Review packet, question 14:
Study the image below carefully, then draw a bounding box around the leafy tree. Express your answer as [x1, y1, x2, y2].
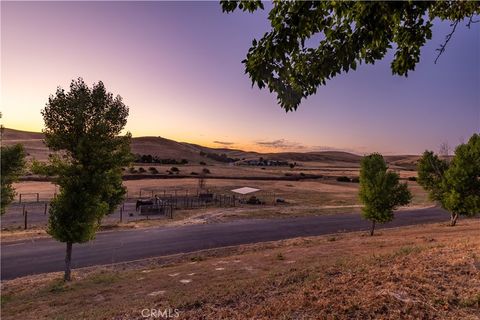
[359, 153, 411, 236]
[417, 150, 448, 202]
[418, 134, 480, 226]
[221, 1, 480, 111]
[1, 144, 26, 214]
[41, 78, 132, 281]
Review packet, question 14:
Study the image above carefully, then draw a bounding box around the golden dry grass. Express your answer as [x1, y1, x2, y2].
[2, 219, 479, 320]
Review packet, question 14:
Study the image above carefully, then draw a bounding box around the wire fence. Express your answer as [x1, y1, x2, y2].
[5, 188, 282, 230]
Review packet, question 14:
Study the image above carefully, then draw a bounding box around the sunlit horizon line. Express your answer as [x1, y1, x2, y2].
[2, 124, 403, 156]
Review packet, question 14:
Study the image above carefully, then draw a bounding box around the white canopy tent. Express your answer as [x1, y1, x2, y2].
[230, 187, 260, 195]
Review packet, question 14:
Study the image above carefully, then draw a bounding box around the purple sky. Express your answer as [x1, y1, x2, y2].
[1, 1, 479, 154]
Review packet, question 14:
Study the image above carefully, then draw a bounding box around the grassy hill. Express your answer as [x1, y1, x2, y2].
[2, 128, 418, 167]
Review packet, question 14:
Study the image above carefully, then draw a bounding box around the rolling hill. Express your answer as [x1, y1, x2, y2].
[1, 128, 418, 166]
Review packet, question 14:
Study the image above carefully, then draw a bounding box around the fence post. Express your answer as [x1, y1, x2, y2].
[37, 193, 39, 202]
[19, 194, 22, 203]
[44, 203, 48, 215]
[24, 210, 28, 230]
[120, 206, 123, 223]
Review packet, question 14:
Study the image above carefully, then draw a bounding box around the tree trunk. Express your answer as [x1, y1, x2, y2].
[64, 242, 73, 281]
[450, 212, 458, 226]
[370, 220, 376, 236]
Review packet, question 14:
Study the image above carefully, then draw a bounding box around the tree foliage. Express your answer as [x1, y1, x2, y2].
[418, 133, 480, 225]
[1, 144, 26, 214]
[417, 150, 449, 202]
[41, 78, 132, 280]
[221, 1, 480, 111]
[359, 153, 411, 235]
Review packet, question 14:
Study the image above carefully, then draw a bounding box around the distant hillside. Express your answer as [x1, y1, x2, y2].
[1, 128, 419, 167]
[2, 128, 51, 161]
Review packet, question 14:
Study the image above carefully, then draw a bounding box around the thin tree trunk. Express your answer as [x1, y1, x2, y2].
[450, 212, 458, 226]
[64, 242, 73, 281]
[370, 220, 376, 236]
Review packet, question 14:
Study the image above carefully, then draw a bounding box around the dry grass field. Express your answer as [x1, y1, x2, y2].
[2, 219, 479, 320]
[11, 177, 432, 224]
[4, 129, 432, 239]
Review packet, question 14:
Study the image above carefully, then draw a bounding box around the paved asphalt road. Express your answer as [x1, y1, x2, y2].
[2, 207, 452, 280]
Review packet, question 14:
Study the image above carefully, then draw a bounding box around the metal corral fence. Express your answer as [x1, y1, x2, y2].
[5, 188, 281, 230]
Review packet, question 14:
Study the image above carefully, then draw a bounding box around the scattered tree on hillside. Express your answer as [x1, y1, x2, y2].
[41, 78, 132, 281]
[418, 134, 480, 226]
[221, 1, 480, 111]
[1, 144, 26, 214]
[359, 153, 411, 236]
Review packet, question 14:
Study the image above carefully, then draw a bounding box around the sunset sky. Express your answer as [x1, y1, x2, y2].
[1, 1, 479, 154]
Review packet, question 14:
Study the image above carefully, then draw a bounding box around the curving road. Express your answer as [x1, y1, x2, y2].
[1, 207, 451, 280]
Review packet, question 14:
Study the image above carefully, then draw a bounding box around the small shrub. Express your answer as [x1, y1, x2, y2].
[408, 176, 417, 181]
[148, 167, 159, 174]
[336, 176, 351, 182]
[170, 167, 180, 174]
[276, 253, 285, 260]
[300, 172, 306, 177]
[47, 279, 70, 293]
[191, 172, 198, 175]
[202, 168, 210, 174]
[128, 167, 137, 174]
[190, 256, 204, 262]
[199, 161, 206, 165]
[138, 167, 146, 173]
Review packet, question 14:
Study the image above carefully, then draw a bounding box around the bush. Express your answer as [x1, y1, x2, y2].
[300, 172, 305, 176]
[336, 176, 351, 182]
[138, 167, 146, 173]
[199, 161, 207, 165]
[408, 176, 417, 181]
[148, 167, 159, 174]
[170, 167, 180, 174]
[202, 168, 211, 174]
[129, 167, 137, 174]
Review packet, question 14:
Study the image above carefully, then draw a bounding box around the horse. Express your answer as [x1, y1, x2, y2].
[136, 199, 153, 211]
[136, 195, 163, 211]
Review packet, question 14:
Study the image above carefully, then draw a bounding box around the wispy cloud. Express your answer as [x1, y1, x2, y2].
[255, 139, 307, 151]
[213, 140, 235, 146]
